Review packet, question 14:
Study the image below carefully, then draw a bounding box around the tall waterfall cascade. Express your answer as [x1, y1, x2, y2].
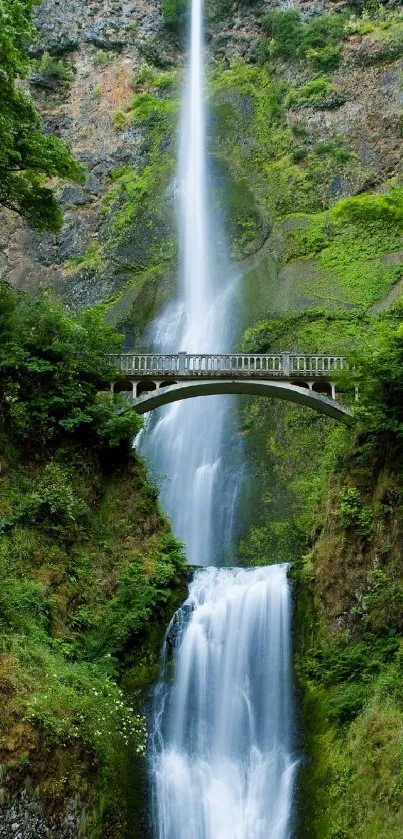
[139, 0, 241, 569]
[144, 0, 298, 834]
[151, 566, 297, 839]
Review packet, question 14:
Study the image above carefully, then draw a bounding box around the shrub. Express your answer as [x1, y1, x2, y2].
[286, 76, 334, 108]
[113, 110, 126, 130]
[338, 486, 373, 537]
[264, 10, 346, 63]
[130, 92, 177, 124]
[314, 139, 352, 163]
[31, 52, 74, 84]
[301, 14, 345, 52]
[263, 10, 303, 58]
[162, 0, 189, 29]
[0, 282, 142, 455]
[249, 38, 270, 65]
[20, 463, 89, 536]
[307, 45, 342, 71]
[93, 49, 117, 64]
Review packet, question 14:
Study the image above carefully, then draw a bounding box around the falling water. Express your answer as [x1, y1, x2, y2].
[145, 0, 297, 833]
[152, 566, 298, 839]
[140, 0, 241, 568]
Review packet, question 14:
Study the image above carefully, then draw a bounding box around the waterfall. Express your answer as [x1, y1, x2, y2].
[151, 566, 297, 839]
[139, 0, 241, 568]
[144, 0, 298, 834]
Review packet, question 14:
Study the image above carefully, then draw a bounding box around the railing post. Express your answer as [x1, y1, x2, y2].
[178, 352, 187, 374]
[282, 352, 290, 377]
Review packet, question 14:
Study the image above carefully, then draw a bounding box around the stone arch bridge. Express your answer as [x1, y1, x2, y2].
[109, 351, 354, 424]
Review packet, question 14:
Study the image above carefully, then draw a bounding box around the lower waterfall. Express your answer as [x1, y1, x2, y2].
[151, 565, 298, 839]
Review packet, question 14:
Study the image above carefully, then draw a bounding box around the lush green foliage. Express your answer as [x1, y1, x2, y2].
[352, 307, 403, 446]
[306, 44, 341, 72]
[210, 63, 364, 230]
[0, 282, 141, 456]
[282, 187, 403, 307]
[161, 0, 188, 29]
[0, 0, 83, 229]
[31, 51, 74, 83]
[332, 187, 403, 223]
[286, 76, 334, 108]
[0, 288, 187, 831]
[264, 9, 345, 67]
[263, 10, 302, 59]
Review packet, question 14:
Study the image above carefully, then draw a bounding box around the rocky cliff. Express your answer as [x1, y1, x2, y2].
[3, 0, 402, 334]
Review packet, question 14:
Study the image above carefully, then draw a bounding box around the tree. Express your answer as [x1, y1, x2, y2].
[0, 0, 83, 230]
[0, 282, 142, 454]
[351, 306, 403, 448]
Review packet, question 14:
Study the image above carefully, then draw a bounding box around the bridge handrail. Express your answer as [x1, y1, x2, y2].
[108, 352, 349, 378]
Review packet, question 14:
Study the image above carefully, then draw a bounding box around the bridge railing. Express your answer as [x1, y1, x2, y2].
[108, 352, 349, 377]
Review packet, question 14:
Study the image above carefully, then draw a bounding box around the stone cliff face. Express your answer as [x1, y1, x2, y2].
[3, 0, 402, 340]
[1, 0, 177, 311]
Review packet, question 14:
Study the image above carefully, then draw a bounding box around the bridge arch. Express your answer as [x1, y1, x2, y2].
[125, 379, 353, 425]
[136, 379, 157, 398]
[159, 379, 177, 389]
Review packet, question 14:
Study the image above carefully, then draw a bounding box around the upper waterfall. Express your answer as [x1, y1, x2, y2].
[139, 0, 242, 567]
[179, 0, 211, 339]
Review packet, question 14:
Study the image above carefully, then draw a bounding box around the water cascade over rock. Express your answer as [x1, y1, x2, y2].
[151, 566, 297, 839]
[139, 0, 241, 568]
[145, 0, 298, 834]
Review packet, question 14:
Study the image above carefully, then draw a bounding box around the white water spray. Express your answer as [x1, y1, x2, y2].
[152, 566, 297, 839]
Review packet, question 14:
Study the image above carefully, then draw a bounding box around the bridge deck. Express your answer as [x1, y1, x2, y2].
[109, 352, 349, 379]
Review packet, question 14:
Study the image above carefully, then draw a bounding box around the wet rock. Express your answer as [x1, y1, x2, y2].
[345, 34, 395, 67]
[84, 172, 104, 197]
[59, 185, 87, 206]
[28, 73, 62, 91]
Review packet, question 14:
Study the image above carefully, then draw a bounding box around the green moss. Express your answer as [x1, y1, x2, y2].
[286, 76, 335, 109]
[66, 241, 105, 272]
[100, 85, 179, 306]
[282, 189, 403, 307]
[332, 187, 403, 223]
[113, 110, 126, 130]
[209, 63, 364, 234]
[93, 49, 117, 64]
[132, 65, 179, 91]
